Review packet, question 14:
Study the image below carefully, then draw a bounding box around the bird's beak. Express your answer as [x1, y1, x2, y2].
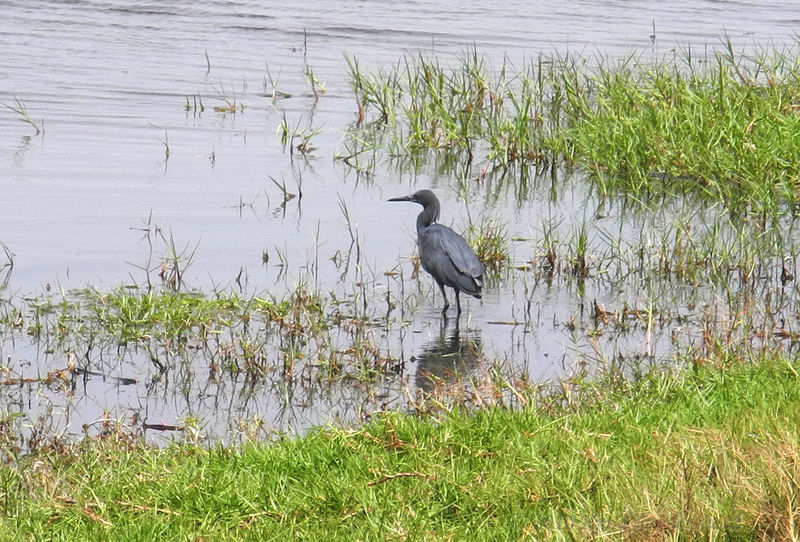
[388, 195, 413, 202]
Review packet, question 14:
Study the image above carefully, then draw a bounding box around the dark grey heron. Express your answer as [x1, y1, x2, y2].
[389, 189, 484, 314]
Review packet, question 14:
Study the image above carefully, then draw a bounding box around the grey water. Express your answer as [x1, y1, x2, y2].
[1, 1, 797, 443]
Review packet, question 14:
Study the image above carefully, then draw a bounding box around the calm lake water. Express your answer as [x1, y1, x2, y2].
[1, 1, 797, 442]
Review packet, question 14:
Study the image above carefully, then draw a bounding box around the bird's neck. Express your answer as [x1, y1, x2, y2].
[416, 214, 427, 234]
[416, 207, 438, 233]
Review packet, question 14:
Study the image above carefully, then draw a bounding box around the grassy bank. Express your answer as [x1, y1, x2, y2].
[1, 351, 798, 540]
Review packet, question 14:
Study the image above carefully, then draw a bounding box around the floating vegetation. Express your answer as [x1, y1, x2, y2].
[2, 96, 43, 135]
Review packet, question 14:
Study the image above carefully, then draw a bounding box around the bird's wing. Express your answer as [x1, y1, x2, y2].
[428, 225, 484, 279]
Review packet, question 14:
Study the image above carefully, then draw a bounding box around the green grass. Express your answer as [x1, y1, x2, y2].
[560, 46, 800, 213]
[465, 216, 510, 271]
[2, 283, 404, 397]
[341, 40, 800, 214]
[1, 351, 798, 540]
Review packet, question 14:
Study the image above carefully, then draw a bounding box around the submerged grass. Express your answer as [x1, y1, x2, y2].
[1, 350, 798, 539]
[4, 282, 394, 393]
[86, 289, 293, 343]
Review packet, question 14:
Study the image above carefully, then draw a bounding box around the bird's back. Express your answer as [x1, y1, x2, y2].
[418, 224, 483, 297]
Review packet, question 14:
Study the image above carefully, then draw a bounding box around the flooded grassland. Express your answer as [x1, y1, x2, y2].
[4, 40, 800, 449]
[3, 2, 800, 537]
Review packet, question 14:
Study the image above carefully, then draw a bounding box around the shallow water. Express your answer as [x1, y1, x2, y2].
[1, 1, 798, 443]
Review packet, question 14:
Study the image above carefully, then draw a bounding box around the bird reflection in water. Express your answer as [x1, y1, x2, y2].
[414, 320, 484, 396]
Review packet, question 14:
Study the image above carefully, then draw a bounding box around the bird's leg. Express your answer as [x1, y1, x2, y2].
[438, 283, 450, 312]
[455, 290, 462, 315]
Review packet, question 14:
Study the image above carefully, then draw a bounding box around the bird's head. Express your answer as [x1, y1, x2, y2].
[389, 189, 441, 225]
[388, 189, 438, 207]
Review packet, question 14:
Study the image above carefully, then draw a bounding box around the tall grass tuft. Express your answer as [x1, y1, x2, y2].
[466, 216, 510, 271]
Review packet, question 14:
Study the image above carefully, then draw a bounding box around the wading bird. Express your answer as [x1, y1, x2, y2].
[389, 189, 483, 315]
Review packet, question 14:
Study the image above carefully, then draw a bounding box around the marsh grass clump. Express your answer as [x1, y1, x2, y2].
[3, 282, 412, 400]
[559, 41, 800, 213]
[345, 54, 405, 126]
[465, 216, 510, 272]
[566, 221, 590, 277]
[0, 243, 13, 290]
[625, 208, 799, 288]
[344, 40, 800, 214]
[342, 49, 556, 176]
[399, 51, 491, 157]
[87, 289, 291, 344]
[277, 112, 321, 157]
